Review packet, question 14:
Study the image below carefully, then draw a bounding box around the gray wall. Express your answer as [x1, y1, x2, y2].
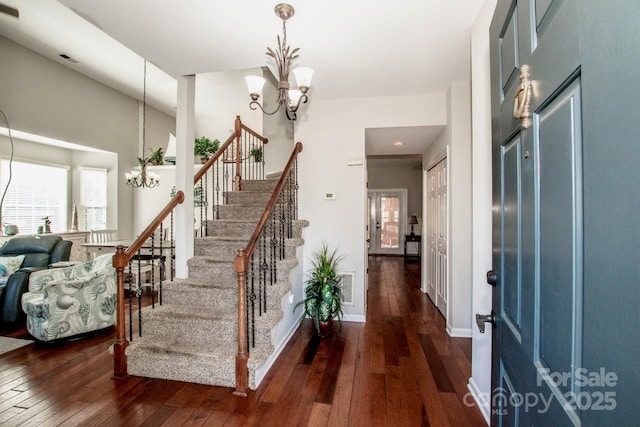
[0, 36, 175, 238]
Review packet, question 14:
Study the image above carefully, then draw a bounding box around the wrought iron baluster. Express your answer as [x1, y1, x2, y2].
[271, 206, 277, 284]
[150, 232, 155, 309]
[294, 157, 299, 220]
[249, 254, 256, 348]
[214, 163, 220, 219]
[287, 172, 293, 239]
[159, 223, 164, 305]
[170, 211, 175, 281]
[203, 172, 208, 236]
[279, 191, 286, 260]
[258, 232, 263, 316]
[260, 230, 269, 313]
[128, 261, 133, 342]
[136, 249, 144, 337]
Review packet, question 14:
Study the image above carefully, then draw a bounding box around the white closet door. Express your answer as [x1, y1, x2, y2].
[426, 158, 448, 316]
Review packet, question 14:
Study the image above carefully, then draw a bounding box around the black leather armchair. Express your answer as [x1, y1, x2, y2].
[0, 235, 72, 329]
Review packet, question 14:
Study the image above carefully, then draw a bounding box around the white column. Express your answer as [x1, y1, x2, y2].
[175, 75, 195, 278]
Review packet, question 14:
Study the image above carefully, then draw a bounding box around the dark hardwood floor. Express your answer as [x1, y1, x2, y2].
[0, 256, 486, 426]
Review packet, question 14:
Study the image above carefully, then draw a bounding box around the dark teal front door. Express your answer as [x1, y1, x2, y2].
[489, 0, 640, 425]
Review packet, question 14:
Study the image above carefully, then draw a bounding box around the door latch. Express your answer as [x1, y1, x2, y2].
[476, 311, 495, 333]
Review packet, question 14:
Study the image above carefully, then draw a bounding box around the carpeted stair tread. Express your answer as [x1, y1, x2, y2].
[127, 336, 275, 388]
[141, 304, 285, 325]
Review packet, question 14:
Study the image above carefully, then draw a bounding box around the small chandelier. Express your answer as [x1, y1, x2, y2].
[125, 59, 160, 188]
[245, 3, 314, 121]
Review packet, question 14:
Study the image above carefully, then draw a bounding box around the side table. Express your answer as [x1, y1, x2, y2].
[404, 234, 421, 259]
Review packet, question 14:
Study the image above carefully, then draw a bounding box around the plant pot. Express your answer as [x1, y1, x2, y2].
[200, 157, 209, 164]
[317, 319, 333, 337]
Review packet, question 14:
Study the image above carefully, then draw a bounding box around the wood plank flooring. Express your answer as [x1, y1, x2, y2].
[0, 256, 486, 426]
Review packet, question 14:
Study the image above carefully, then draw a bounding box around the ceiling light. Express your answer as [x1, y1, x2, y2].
[393, 141, 405, 147]
[125, 59, 160, 189]
[245, 3, 313, 121]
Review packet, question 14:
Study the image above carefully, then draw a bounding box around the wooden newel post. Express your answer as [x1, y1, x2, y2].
[112, 246, 129, 379]
[233, 248, 249, 396]
[234, 115, 242, 191]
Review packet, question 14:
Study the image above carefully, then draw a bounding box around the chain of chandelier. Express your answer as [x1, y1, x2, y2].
[125, 59, 160, 188]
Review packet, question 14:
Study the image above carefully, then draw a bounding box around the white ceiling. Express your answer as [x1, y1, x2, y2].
[0, 0, 483, 154]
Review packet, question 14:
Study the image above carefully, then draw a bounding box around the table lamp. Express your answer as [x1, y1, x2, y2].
[409, 215, 419, 236]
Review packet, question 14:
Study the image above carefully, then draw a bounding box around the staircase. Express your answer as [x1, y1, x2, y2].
[124, 178, 308, 389]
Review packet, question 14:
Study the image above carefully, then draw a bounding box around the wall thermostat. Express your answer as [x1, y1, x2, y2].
[324, 192, 336, 200]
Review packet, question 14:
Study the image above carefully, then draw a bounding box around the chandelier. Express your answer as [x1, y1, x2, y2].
[245, 3, 314, 121]
[125, 59, 160, 188]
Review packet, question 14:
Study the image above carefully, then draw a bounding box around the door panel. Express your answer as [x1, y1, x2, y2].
[501, 136, 522, 339]
[426, 158, 447, 316]
[491, 0, 640, 425]
[536, 79, 583, 394]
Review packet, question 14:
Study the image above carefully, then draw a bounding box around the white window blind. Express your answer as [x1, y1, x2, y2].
[80, 168, 107, 230]
[0, 160, 68, 234]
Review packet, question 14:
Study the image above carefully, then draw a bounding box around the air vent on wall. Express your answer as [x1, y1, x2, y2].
[340, 272, 355, 306]
[59, 54, 79, 64]
[0, 3, 19, 18]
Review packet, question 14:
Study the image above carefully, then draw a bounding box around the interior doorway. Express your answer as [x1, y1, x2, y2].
[367, 189, 407, 256]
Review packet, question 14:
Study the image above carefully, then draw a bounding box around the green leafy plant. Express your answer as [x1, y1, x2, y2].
[194, 136, 220, 161]
[250, 146, 263, 163]
[148, 147, 164, 165]
[294, 243, 345, 336]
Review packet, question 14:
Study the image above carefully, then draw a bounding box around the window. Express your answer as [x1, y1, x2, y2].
[0, 160, 68, 234]
[80, 168, 107, 230]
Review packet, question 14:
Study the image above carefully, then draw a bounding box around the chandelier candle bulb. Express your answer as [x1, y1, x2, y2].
[293, 67, 314, 93]
[288, 90, 302, 110]
[245, 75, 266, 101]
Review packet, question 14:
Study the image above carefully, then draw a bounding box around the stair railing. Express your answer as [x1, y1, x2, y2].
[233, 141, 303, 396]
[112, 115, 268, 379]
[194, 116, 269, 238]
[112, 191, 184, 378]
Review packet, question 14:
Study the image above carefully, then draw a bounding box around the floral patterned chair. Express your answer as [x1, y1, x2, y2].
[21, 254, 116, 342]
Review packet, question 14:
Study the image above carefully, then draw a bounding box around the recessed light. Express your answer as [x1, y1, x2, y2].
[392, 141, 405, 147]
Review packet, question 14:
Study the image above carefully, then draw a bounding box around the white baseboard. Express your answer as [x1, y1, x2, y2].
[254, 314, 302, 388]
[467, 377, 490, 425]
[343, 314, 366, 323]
[446, 325, 472, 338]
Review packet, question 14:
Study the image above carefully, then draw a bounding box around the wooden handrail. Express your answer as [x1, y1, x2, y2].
[112, 190, 184, 379]
[242, 142, 303, 261]
[193, 132, 236, 184]
[116, 191, 185, 264]
[240, 123, 269, 144]
[233, 141, 303, 396]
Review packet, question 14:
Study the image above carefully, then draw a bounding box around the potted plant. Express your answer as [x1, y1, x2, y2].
[148, 147, 164, 165]
[250, 146, 263, 163]
[294, 243, 345, 336]
[194, 136, 220, 163]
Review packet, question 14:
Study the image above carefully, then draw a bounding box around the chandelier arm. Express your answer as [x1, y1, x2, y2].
[249, 100, 282, 116]
[285, 109, 297, 121]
